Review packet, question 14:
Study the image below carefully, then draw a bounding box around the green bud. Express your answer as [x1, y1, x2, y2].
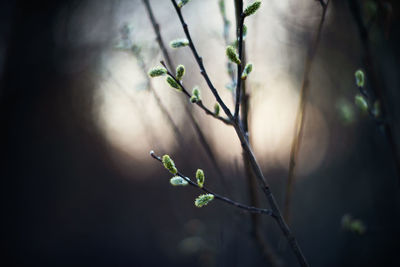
[195, 169, 205, 188]
[341, 214, 366, 235]
[170, 176, 188, 186]
[214, 103, 220, 116]
[170, 38, 189, 48]
[166, 76, 182, 91]
[190, 86, 201, 103]
[176, 64, 186, 80]
[226, 46, 241, 65]
[355, 69, 365, 88]
[218, 0, 226, 16]
[241, 63, 253, 80]
[372, 100, 381, 118]
[178, 0, 191, 8]
[354, 94, 368, 112]
[194, 194, 214, 208]
[244, 1, 261, 17]
[162, 154, 178, 174]
[148, 67, 167, 77]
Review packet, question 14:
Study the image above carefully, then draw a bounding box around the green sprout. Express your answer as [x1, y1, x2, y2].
[170, 38, 190, 48]
[148, 67, 167, 77]
[354, 93, 368, 112]
[178, 0, 191, 8]
[176, 64, 186, 80]
[195, 169, 205, 188]
[341, 214, 367, 235]
[214, 103, 220, 116]
[190, 86, 201, 103]
[226, 46, 241, 65]
[166, 76, 182, 91]
[355, 69, 365, 88]
[162, 154, 178, 174]
[244, 1, 262, 17]
[241, 63, 253, 80]
[170, 176, 189, 186]
[194, 194, 214, 208]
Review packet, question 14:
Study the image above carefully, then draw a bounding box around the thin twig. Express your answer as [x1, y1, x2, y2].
[234, 11, 245, 121]
[160, 60, 232, 126]
[284, 0, 329, 223]
[168, 2, 310, 265]
[142, 0, 174, 69]
[150, 151, 274, 216]
[171, 0, 233, 120]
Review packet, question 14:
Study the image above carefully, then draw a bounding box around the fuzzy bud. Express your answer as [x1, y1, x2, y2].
[166, 76, 182, 91]
[194, 194, 214, 208]
[355, 69, 365, 88]
[178, 0, 191, 8]
[242, 24, 248, 39]
[148, 67, 167, 78]
[195, 169, 205, 188]
[162, 154, 178, 174]
[176, 64, 186, 80]
[170, 176, 188, 186]
[170, 38, 189, 48]
[244, 1, 261, 17]
[190, 86, 201, 103]
[241, 63, 253, 80]
[214, 103, 220, 116]
[354, 94, 368, 112]
[226, 46, 241, 65]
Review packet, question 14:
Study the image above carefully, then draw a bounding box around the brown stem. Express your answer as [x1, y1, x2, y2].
[284, 0, 329, 223]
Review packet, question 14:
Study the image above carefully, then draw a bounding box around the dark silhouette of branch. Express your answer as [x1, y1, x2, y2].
[284, 0, 329, 223]
[150, 151, 274, 216]
[157, 2, 310, 265]
[348, 0, 400, 183]
[170, 0, 233, 120]
[234, 6, 245, 121]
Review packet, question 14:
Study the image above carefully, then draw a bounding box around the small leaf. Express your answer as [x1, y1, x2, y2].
[195, 169, 205, 188]
[176, 64, 186, 80]
[162, 154, 178, 174]
[214, 103, 220, 116]
[166, 76, 182, 91]
[244, 1, 261, 17]
[170, 38, 189, 48]
[241, 63, 253, 80]
[226, 46, 241, 65]
[148, 67, 167, 77]
[355, 69, 365, 88]
[170, 176, 188, 186]
[354, 94, 368, 112]
[194, 194, 214, 208]
[190, 86, 201, 103]
[372, 100, 381, 118]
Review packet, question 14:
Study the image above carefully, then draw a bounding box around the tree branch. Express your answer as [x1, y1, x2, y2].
[150, 151, 274, 216]
[234, 13, 245, 121]
[171, 0, 233, 120]
[160, 60, 232, 126]
[284, 0, 329, 223]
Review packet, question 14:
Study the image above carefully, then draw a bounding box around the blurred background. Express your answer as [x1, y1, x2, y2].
[1, 0, 400, 266]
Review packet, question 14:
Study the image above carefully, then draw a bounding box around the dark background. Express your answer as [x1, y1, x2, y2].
[1, 0, 400, 266]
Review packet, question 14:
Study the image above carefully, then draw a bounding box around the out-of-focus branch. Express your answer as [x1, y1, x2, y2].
[348, 0, 400, 183]
[284, 0, 330, 223]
